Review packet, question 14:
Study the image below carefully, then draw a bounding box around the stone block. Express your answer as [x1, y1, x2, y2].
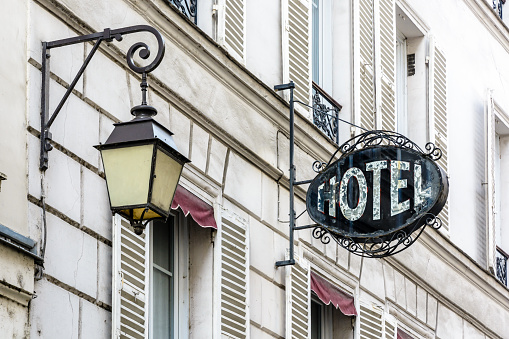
[82, 167, 112, 241]
[28, 133, 42, 199]
[405, 278, 417, 316]
[97, 242, 112, 306]
[462, 321, 485, 339]
[224, 152, 262, 217]
[260, 274, 285, 337]
[44, 214, 97, 298]
[416, 287, 427, 323]
[383, 263, 395, 302]
[45, 149, 81, 222]
[250, 325, 277, 339]
[394, 270, 406, 309]
[169, 106, 191, 158]
[190, 123, 209, 173]
[98, 114, 116, 173]
[80, 299, 111, 339]
[261, 174, 279, 228]
[250, 219, 276, 280]
[336, 244, 349, 270]
[28, 202, 42, 247]
[30, 279, 79, 339]
[29, 3, 84, 92]
[49, 79, 100, 168]
[436, 304, 463, 339]
[28, 64, 42, 131]
[349, 252, 362, 278]
[0, 296, 29, 338]
[359, 258, 385, 299]
[207, 138, 228, 184]
[0, 245, 35, 294]
[85, 49, 131, 122]
[427, 294, 438, 329]
[249, 270, 262, 326]
[149, 90, 171, 128]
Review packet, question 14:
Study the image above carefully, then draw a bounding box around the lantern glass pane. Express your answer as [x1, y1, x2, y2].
[150, 149, 183, 214]
[101, 144, 154, 209]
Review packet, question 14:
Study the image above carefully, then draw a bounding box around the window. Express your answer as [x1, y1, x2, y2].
[312, 0, 332, 92]
[149, 216, 189, 338]
[486, 92, 509, 286]
[311, 298, 354, 339]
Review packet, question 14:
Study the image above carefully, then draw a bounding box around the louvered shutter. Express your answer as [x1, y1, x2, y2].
[358, 302, 384, 339]
[486, 90, 496, 272]
[377, 0, 396, 131]
[215, 209, 250, 338]
[383, 314, 397, 339]
[217, 0, 246, 62]
[283, 0, 312, 110]
[112, 214, 150, 339]
[428, 37, 449, 231]
[357, 0, 376, 131]
[285, 252, 311, 339]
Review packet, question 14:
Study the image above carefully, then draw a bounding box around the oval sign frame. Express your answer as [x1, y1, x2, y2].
[306, 143, 449, 244]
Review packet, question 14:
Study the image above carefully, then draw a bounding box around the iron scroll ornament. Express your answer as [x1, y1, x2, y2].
[305, 131, 449, 258]
[40, 25, 166, 171]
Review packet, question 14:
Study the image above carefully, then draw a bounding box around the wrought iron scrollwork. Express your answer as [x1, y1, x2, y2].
[311, 213, 442, 258]
[326, 130, 442, 169]
[167, 0, 198, 24]
[493, 0, 505, 20]
[312, 160, 327, 173]
[312, 83, 341, 144]
[496, 248, 509, 286]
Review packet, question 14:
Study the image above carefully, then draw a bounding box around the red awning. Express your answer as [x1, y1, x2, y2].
[397, 329, 413, 339]
[310, 272, 357, 316]
[171, 185, 217, 229]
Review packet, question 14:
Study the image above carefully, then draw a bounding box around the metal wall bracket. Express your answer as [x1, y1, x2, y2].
[39, 25, 166, 171]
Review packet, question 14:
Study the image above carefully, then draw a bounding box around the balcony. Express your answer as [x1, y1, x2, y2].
[493, 0, 506, 20]
[312, 82, 342, 144]
[167, 0, 197, 24]
[496, 246, 509, 287]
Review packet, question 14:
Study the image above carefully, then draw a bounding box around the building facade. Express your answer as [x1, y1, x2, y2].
[1, 0, 509, 338]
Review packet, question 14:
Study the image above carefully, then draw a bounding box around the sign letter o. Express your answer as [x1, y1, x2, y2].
[339, 167, 368, 221]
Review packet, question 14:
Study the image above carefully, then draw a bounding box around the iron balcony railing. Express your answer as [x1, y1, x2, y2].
[167, 0, 197, 24]
[496, 246, 509, 287]
[493, 0, 505, 20]
[312, 82, 342, 144]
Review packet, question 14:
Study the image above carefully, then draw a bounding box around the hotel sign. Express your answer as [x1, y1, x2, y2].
[306, 144, 449, 243]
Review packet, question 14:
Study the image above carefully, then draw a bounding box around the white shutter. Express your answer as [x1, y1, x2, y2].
[217, 0, 246, 63]
[383, 314, 397, 339]
[285, 252, 311, 339]
[357, 0, 376, 131]
[486, 90, 496, 272]
[358, 302, 384, 339]
[377, 0, 396, 131]
[283, 0, 312, 109]
[215, 209, 250, 339]
[428, 37, 449, 231]
[112, 214, 150, 339]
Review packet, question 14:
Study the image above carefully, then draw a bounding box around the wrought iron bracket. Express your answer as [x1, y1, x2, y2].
[40, 25, 166, 171]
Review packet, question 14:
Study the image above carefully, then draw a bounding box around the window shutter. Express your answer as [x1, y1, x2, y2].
[486, 90, 496, 272]
[383, 314, 397, 339]
[215, 209, 250, 338]
[112, 214, 150, 339]
[285, 252, 311, 339]
[428, 37, 449, 231]
[217, 0, 246, 63]
[357, 0, 376, 131]
[283, 0, 312, 110]
[377, 0, 396, 131]
[358, 302, 384, 339]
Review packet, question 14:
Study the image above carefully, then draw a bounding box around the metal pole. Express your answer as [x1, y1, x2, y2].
[275, 81, 296, 267]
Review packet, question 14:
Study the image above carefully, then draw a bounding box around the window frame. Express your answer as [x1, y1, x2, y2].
[149, 213, 190, 339]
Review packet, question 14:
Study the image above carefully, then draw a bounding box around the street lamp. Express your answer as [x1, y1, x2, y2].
[40, 25, 189, 235]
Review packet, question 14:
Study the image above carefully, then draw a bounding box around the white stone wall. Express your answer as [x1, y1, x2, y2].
[13, 0, 509, 338]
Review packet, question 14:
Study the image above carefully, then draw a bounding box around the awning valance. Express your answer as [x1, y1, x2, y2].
[171, 185, 217, 229]
[310, 271, 357, 316]
[397, 329, 413, 339]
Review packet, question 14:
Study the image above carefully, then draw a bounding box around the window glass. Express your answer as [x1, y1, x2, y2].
[151, 218, 175, 339]
[311, 300, 322, 339]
